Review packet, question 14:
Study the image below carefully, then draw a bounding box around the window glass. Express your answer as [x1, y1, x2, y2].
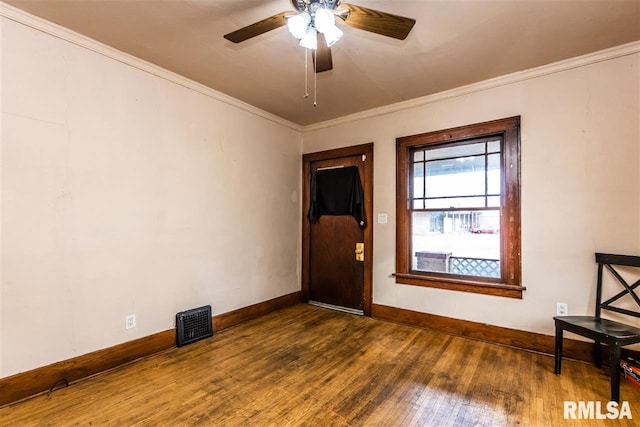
[422, 156, 486, 198]
[424, 197, 486, 209]
[487, 154, 501, 195]
[410, 139, 501, 278]
[487, 196, 501, 207]
[413, 163, 424, 198]
[412, 210, 500, 278]
[425, 144, 484, 161]
[488, 139, 501, 153]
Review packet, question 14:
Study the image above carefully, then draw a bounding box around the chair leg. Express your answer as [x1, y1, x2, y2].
[594, 340, 602, 368]
[610, 345, 621, 403]
[555, 325, 563, 374]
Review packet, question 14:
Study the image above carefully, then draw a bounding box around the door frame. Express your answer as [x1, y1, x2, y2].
[301, 143, 374, 316]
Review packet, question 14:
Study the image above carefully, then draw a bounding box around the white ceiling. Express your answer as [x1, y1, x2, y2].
[5, 0, 640, 126]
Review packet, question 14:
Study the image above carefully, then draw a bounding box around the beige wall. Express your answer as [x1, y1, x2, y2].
[1, 17, 302, 377]
[2, 8, 639, 380]
[303, 51, 640, 336]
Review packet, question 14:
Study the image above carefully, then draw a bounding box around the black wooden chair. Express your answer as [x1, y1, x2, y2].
[554, 253, 640, 402]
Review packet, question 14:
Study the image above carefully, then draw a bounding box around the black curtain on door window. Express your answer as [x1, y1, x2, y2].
[308, 166, 365, 228]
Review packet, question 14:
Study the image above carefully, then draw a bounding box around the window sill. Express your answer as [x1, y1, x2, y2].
[394, 273, 525, 299]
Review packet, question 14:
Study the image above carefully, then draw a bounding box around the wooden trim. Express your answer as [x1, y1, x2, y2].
[302, 143, 374, 316]
[372, 304, 640, 363]
[0, 329, 175, 408]
[396, 116, 520, 146]
[213, 291, 302, 331]
[394, 273, 525, 299]
[302, 143, 373, 163]
[0, 291, 301, 407]
[302, 158, 311, 303]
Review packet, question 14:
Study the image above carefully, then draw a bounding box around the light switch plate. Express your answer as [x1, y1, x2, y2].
[378, 213, 388, 224]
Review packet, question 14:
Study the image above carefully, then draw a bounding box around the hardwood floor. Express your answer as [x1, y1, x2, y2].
[1, 304, 639, 426]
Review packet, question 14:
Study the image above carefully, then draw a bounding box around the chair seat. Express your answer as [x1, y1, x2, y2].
[554, 316, 640, 344]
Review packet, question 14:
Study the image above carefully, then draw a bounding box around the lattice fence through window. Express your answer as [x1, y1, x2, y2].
[449, 257, 500, 278]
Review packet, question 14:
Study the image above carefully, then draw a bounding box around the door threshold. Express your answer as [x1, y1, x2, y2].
[309, 301, 364, 316]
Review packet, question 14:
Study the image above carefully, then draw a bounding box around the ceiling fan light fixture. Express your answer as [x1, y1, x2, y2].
[323, 23, 343, 46]
[287, 12, 311, 39]
[300, 26, 318, 50]
[314, 8, 335, 34]
[224, 0, 416, 76]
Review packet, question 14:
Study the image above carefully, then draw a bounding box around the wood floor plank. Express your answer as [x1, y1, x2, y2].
[1, 304, 639, 426]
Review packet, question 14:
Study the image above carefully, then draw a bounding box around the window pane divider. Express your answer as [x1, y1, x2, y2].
[415, 151, 500, 164]
[413, 193, 501, 201]
[411, 207, 500, 213]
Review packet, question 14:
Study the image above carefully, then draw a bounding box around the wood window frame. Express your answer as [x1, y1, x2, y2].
[396, 116, 524, 299]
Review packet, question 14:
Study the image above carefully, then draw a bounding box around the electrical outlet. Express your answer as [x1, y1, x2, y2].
[125, 314, 136, 329]
[556, 303, 568, 316]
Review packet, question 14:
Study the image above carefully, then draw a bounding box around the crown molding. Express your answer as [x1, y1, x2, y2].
[0, 2, 303, 132]
[302, 40, 640, 133]
[2, 2, 637, 134]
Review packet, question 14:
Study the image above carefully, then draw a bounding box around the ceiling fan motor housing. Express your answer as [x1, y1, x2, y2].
[291, 0, 342, 13]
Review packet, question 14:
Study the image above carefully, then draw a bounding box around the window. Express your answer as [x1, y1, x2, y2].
[396, 117, 523, 298]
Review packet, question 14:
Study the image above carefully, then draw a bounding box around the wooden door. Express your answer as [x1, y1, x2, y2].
[302, 144, 373, 315]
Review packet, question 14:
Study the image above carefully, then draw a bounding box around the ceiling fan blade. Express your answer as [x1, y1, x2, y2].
[341, 4, 416, 40]
[223, 11, 290, 43]
[312, 33, 333, 73]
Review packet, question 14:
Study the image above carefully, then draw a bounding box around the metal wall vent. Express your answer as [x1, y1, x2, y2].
[176, 305, 213, 347]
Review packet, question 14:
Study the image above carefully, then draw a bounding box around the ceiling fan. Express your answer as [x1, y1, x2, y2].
[223, 0, 416, 73]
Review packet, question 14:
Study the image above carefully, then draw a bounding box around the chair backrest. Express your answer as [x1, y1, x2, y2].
[595, 253, 640, 320]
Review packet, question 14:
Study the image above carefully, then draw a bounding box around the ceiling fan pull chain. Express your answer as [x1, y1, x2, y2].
[304, 48, 309, 98]
[314, 54, 317, 107]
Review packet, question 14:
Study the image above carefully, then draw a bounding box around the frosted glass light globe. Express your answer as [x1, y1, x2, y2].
[300, 26, 318, 50]
[314, 8, 335, 34]
[287, 12, 311, 39]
